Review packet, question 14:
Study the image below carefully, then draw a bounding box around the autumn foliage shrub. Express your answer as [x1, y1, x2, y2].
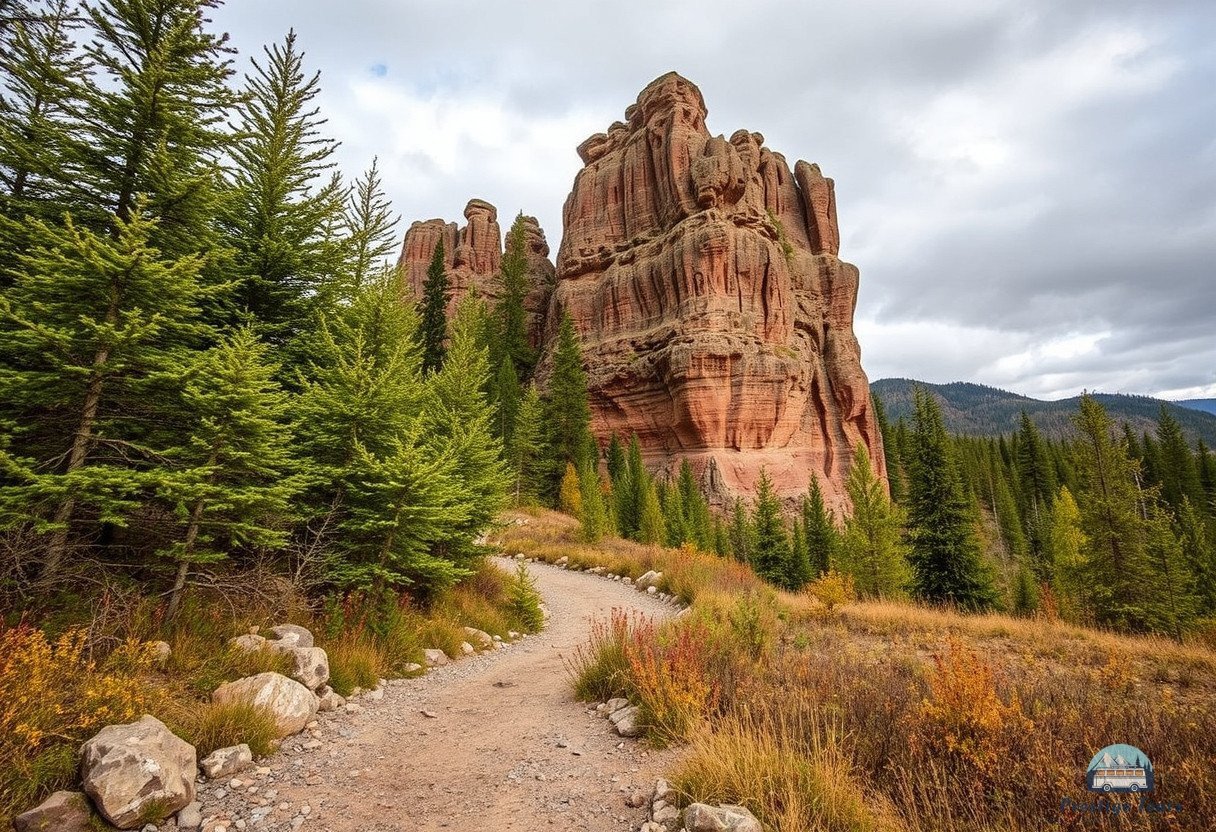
[0, 625, 159, 824]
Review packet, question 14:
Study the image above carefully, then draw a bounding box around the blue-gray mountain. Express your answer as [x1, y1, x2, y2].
[1179, 399, 1216, 417]
[872, 379, 1216, 446]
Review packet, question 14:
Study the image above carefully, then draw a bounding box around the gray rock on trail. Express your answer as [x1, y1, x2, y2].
[604, 697, 629, 716]
[462, 626, 493, 648]
[211, 672, 318, 737]
[199, 743, 252, 779]
[289, 645, 330, 691]
[636, 570, 663, 590]
[227, 633, 266, 653]
[268, 623, 315, 648]
[79, 715, 196, 829]
[12, 790, 93, 832]
[176, 801, 202, 830]
[316, 685, 346, 712]
[683, 803, 763, 832]
[423, 648, 449, 667]
[651, 802, 680, 828]
[460, 641, 475, 655]
[614, 706, 644, 737]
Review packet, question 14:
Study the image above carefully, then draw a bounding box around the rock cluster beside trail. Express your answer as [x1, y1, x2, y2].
[15, 617, 523, 831]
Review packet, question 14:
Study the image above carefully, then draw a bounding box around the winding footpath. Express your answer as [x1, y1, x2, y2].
[192, 558, 678, 832]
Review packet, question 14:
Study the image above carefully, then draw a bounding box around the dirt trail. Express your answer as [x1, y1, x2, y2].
[195, 558, 678, 832]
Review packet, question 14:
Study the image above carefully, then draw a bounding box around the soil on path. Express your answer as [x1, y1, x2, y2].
[195, 558, 679, 832]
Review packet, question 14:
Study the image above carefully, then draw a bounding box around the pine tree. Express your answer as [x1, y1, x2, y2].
[802, 476, 837, 577]
[543, 313, 593, 490]
[872, 391, 904, 503]
[417, 240, 448, 375]
[839, 443, 907, 598]
[905, 387, 997, 610]
[223, 30, 344, 343]
[507, 385, 543, 505]
[750, 468, 792, 588]
[662, 478, 688, 548]
[339, 430, 470, 592]
[578, 463, 609, 543]
[637, 474, 665, 545]
[0, 0, 88, 241]
[605, 434, 626, 486]
[0, 209, 213, 580]
[490, 355, 522, 447]
[786, 519, 813, 590]
[1155, 405, 1203, 515]
[341, 156, 399, 294]
[677, 460, 712, 550]
[495, 213, 535, 379]
[1048, 485, 1087, 622]
[1197, 440, 1216, 515]
[615, 434, 645, 539]
[421, 298, 509, 560]
[158, 328, 299, 616]
[1072, 395, 1195, 637]
[295, 272, 422, 489]
[729, 497, 753, 564]
[558, 462, 582, 517]
[72, 0, 236, 257]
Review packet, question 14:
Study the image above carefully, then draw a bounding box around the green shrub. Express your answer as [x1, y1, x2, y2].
[508, 564, 545, 633]
[169, 700, 280, 758]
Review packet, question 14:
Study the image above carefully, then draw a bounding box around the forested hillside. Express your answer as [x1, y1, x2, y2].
[873, 378, 1216, 445]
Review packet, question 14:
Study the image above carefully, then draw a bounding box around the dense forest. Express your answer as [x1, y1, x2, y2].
[0, 0, 593, 617]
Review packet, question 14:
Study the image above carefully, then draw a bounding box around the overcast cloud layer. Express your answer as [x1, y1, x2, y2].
[212, 0, 1216, 400]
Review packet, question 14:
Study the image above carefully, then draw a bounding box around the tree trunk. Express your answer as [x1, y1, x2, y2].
[166, 496, 207, 619]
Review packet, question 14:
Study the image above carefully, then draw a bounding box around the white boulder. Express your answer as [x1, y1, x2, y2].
[211, 672, 318, 737]
[79, 715, 196, 829]
[288, 646, 330, 691]
[199, 743, 252, 779]
[683, 803, 763, 832]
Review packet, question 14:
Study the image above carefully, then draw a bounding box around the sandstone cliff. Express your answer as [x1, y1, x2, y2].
[397, 200, 555, 348]
[547, 72, 885, 511]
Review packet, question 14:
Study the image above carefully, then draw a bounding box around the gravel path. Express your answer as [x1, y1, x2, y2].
[191, 558, 679, 832]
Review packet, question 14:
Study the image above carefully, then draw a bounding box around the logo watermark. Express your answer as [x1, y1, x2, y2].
[1060, 744, 1183, 817]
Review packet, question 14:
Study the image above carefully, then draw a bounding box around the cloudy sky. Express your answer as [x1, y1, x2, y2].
[212, 0, 1216, 401]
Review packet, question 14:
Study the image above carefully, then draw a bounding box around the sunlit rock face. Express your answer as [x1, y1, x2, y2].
[547, 72, 885, 511]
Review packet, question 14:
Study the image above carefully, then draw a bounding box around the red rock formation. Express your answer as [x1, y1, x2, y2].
[548, 72, 885, 511]
[397, 200, 554, 345]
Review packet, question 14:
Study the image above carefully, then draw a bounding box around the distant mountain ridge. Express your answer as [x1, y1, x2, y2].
[1179, 399, 1216, 417]
[871, 378, 1216, 446]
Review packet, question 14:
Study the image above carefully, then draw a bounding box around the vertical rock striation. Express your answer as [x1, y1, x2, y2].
[547, 71, 885, 511]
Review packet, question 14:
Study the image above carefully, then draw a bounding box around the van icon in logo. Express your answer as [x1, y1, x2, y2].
[1087, 744, 1154, 794]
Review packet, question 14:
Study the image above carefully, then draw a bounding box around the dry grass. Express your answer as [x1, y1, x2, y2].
[518, 507, 1216, 832]
[166, 699, 280, 758]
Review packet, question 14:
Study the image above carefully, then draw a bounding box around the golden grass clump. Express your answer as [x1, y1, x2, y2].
[167, 699, 280, 758]
[0, 625, 160, 825]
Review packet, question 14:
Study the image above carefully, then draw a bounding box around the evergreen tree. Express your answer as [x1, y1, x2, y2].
[417, 239, 448, 374]
[0, 209, 213, 580]
[1197, 440, 1216, 514]
[578, 463, 609, 543]
[0, 0, 88, 242]
[750, 468, 792, 588]
[1048, 485, 1087, 622]
[786, 518, 813, 590]
[421, 298, 509, 560]
[1155, 405, 1203, 515]
[341, 156, 398, 294]
[605, 434, 626, 486]
[839, 443, 907, 598]
[158, 328, 298, 616]
[1072, 395, 1195, 637]
[495, 212, 535, 378]
[616, 434, 645, 539]
[340, 430, 470, 592]
[506, 385, 543, 505]
[802, 476, 837, 577]
[729, 497, 753, 564]
[73, 0, 236, 257]
[677, 460, 713, 550]
[543, 313, 593, 490]
[662, 478, 688, 548]
[490, 355, 522, 447]
[223, 30, 344, 342]
[558, 462, 582, 517]
[872, 391, 904, 503]
[637, 474, 665, 545]
[905, 387, 997, 610]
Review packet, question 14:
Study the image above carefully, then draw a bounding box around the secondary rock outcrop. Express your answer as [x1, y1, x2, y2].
[397, 201, 555, 348]
[547, 72, 885, 510]
[79, 715, 196, 829]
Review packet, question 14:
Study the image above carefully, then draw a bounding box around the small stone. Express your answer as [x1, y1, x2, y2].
[625, 791, 647, 808]
[422, 648, 449, 667]
[13, 791, 92, 832]
[460, 641, 475, 655]
[176, 801, 203, 830]
[421, 709, 438, 719]
[683, 803, 762, 832]
[556, 739, 569, 748]
[646, 585, 657, 595]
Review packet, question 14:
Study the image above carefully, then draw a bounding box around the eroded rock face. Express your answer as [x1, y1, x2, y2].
[397, 201, 555, 347]
[548, 72, 885, 511]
